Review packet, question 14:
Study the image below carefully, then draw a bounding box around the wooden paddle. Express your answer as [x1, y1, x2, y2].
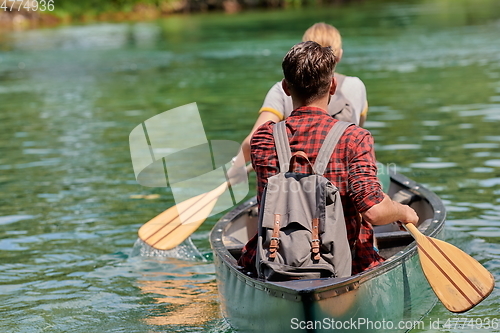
[403, 223, 495, 313]
[138, 164, 253, 250]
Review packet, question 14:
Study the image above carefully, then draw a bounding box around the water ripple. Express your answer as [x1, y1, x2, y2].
[0, 215, 34, 225]
[410, 162, 458, 169]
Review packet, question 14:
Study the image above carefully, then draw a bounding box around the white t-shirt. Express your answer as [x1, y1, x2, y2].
[259, 73, 368, 126]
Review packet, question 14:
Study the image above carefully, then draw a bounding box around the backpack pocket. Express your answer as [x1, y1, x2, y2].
[259, 210, 337, 278]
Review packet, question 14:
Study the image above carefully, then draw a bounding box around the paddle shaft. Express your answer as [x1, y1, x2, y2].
[145, 181, 229, 246]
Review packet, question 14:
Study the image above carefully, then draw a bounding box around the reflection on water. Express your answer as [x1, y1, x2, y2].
[130, 240, 225, 331]
[139, 273, 218, 326]
[1, 0, 500, 332]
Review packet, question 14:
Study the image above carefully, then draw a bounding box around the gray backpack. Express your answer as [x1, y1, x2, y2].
[256, 121, 352, 281]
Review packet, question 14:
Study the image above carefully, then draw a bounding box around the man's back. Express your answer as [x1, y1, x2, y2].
[251, 106, 384, 274]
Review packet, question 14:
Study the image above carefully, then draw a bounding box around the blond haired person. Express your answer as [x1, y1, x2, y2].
[228, 23, 369, 178]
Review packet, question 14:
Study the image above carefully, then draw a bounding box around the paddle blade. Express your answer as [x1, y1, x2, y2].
[416, 236, 495, 313]
[138, 183, 227, 250]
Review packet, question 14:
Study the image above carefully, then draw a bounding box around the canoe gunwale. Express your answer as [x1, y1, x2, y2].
[210, 170, 446, 303]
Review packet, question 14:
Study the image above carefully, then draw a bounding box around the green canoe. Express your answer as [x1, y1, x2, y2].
[210, 170, 446, 333]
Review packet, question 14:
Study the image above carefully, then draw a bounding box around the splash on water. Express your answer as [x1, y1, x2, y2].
[130, 237, 207, 262]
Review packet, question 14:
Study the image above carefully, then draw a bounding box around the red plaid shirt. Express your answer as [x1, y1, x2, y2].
[241, 106, 385, 275]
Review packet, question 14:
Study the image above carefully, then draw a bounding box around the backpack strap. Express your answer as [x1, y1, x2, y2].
[314, 121, 352, 175]
[272, 121, 292, 173]
[311, 218, 320, 261]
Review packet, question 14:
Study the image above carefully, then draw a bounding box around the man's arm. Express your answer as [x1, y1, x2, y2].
[250, 121, 279, 205]
[347, 128, 418, 226]
[362, 193, 418, 226]
[239, 111, 281, 164]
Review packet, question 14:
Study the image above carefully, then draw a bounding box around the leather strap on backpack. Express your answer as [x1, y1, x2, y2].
[289, 151, 314, 174]
[311, 218, 320, 261]
[269, 214, 281, 259]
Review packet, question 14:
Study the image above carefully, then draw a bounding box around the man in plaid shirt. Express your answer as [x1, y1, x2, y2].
[239, 41, 418, 275]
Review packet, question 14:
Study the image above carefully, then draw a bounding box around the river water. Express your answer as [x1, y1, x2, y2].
[0, 1, 499, 332]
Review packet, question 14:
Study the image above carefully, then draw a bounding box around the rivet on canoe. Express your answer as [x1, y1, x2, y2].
[433, 219, 439, 223]
[435, 210, 441, 214]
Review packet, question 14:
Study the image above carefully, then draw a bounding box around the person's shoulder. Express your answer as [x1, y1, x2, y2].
[252, 120, 276, 140]
[344, 123, 372, 140]
[260, 81, 289, 119]
[267, 81, 287, 100]
[258, 119, 276, 131]
[251, 120, 277, 152]
[340, 75, 366, 88]
[261, 81, 286, 102]
[335, 73, 366, 99]
[340, 124, 374, 156]
[268, 81, 284, 93]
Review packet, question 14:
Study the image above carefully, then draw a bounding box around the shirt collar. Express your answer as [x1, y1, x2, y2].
[289, 106, 329, 117]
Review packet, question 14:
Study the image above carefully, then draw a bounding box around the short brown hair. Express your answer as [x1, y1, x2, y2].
[302, 23, 342, 58]
[282, 41, 336, 104]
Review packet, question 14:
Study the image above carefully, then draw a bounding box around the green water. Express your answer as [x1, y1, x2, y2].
[1, 1, 499, 332]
